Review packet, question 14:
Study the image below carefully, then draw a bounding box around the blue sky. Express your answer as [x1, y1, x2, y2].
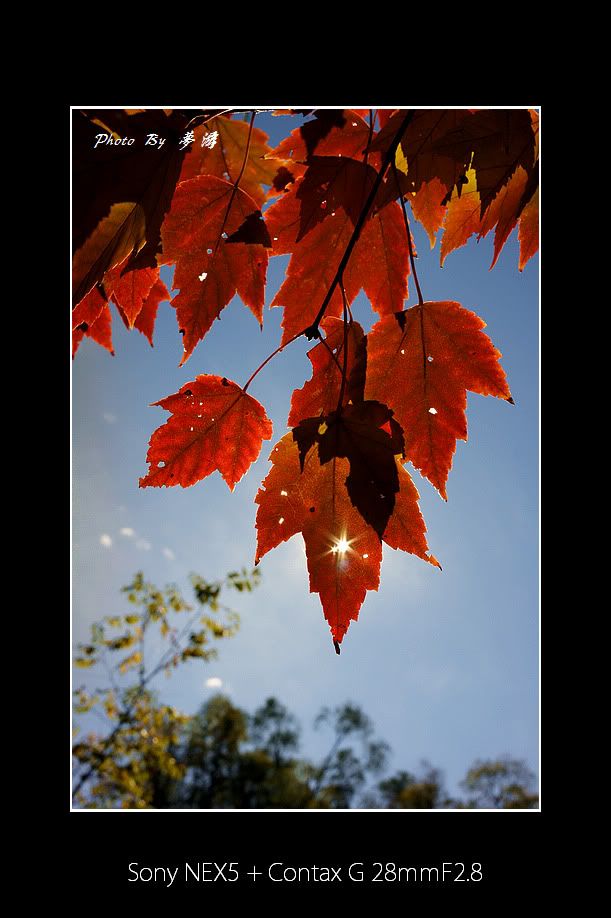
[72, 112, 539, 801]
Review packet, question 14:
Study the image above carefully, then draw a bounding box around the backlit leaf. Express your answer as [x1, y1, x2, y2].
[365, 302, 512, 499]
[288, 318, 365, 426]
[255, 432, 437, 644]
[140, 375, 272, 491]
[72, 302, 114, 357]
[518, 187, 539, 271]
[72, 109, 192, 304]
[179, 115, 289, 206]
[161, 175, 268, 363]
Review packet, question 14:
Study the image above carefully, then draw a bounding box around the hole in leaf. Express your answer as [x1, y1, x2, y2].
[429, 407, 437, 414]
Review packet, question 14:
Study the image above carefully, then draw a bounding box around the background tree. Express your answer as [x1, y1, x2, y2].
[374, 762, 448, 809]
[457, 756, 539, 809]
[73, 573, 538, 809]
[72, 567, 260, 807]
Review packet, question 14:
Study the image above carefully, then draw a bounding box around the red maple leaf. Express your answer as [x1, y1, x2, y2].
[72, 285, 106, 331]
[139, 375, 272, 491]
[373, 109, 538, 267]
[288, 318, 365, 426]
[365, 302, 513, 499]
[72, 300, 114, 358]
[113, 276, 170, 347]
[440, 165, 537, 269]
[160, 175, 269, 364]
[270, 110, 376, 164]
[518, 187, 539, 271]
[266, 175, 408, 344]
[179, 114, 290, 207]
[104, 261, 159, 327]
[255, 431, 438, 645]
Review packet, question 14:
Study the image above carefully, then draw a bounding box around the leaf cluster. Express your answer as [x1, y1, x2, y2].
[72, 108, 538, 647]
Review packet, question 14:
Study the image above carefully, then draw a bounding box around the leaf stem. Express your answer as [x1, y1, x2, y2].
[318, 335, 344, 375]
[392, 163, 430, 383]
[336, 281, 350, 413]
[392, 161, 424, 306]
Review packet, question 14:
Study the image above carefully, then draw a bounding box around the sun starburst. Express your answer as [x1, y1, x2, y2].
[330, 535, 351, 556]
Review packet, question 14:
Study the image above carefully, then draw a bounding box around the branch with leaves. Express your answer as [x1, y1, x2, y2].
[72, 107, 539, 652]
[72, 568, 259, 807]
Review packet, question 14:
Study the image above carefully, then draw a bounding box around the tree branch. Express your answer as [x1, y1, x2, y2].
[303, 109, 416, 340]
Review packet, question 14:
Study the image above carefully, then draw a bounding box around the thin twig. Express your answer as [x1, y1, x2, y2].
[199, 112, 416, 407]
[242, 330, 303, 393]
[185, 109, 276, 130]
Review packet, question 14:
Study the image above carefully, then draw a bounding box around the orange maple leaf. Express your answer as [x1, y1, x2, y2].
[140, 375, 272, 491]
[518, 188, 539, 271]
[255, 432, 438, 645]
[266, 178, 408, 344]
[179, 115, 290, 207]
[161, 175, 270, 364]
[288, 318, 365, 426]
[365, 301, 513, 499]
[72, 300, 114, 358]
[104, 261, 158, 328]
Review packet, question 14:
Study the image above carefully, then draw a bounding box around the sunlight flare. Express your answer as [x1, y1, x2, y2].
[330, 535, 351, 556]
